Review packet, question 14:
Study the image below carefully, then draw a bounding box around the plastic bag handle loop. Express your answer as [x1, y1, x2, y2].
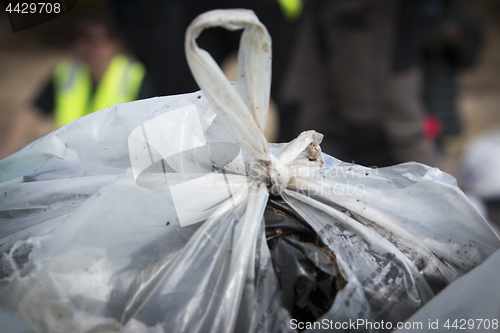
[185, 9, 272, 163]
[186, 9, 324, 195]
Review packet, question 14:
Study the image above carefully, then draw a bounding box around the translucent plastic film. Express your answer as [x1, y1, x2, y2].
[0, 9, 498, 333]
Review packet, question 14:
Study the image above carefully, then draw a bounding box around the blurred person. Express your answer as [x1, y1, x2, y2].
[112, 0, 299, 95]
[281, 0, 440, 167]
[422, 0, 483, 147]
[112, 0, 299, 139]
[1, 15, 155, 159]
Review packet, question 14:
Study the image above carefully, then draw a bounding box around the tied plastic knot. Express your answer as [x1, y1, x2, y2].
[249, 131, 324, 196]
[268, 155, 291, 195]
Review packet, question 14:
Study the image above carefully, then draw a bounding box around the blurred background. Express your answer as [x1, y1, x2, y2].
[0, 0, 499, 228]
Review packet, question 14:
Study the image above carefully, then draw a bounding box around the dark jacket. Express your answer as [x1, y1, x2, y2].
[281, 0, 438, 167]
[422, 0, 483, 137]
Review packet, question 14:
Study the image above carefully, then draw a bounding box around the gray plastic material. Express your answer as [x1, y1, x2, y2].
[0, 9, 498, 333]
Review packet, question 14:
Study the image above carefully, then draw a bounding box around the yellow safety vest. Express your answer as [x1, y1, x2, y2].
[278, 0, 303, 22]
[53, 54, 146, 127]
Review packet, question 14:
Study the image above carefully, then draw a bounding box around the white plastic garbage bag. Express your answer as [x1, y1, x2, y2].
[0, 9, 499, 333]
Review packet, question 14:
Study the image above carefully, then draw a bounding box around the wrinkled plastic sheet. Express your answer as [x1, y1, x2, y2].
[0, 93, 498, 332]
[394, 249, 500, 333]
[0, 9, 499, 333]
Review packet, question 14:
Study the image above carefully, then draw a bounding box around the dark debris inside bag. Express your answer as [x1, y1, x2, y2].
[264, 195, 346, 326]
